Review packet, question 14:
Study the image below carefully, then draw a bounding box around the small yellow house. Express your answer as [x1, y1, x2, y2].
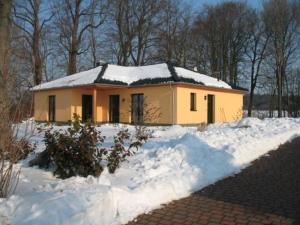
[31, 63, 247, 125]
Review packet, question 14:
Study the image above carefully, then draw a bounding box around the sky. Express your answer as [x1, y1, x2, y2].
[184, 0, 262, 9]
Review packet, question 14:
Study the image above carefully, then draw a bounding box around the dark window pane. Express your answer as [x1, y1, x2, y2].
[190, 93, 196, 111]
[109, 95, 120, 123]
[48, 96, 55, 122]
[132, 94, 144, 124]
[82, 95, 93, 122]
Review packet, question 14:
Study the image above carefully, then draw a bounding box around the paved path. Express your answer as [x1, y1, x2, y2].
[127, 137, 300, 225]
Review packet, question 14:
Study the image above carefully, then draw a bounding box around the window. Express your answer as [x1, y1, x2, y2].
[48, 95, 56, 122]
[190, 93, 197, 111]
[131, 94, 144, 124]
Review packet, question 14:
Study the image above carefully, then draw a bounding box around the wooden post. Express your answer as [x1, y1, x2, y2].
[93, 88, 97, 123]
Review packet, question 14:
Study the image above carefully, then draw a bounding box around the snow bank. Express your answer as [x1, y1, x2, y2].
[1, 118, 300, 225]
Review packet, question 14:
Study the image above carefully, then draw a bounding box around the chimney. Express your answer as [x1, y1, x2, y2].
[96, 60, 106, 67]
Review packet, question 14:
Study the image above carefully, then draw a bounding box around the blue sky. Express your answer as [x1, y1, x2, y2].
[184, 0, 262, 9]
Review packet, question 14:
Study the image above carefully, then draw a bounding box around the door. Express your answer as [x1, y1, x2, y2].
[131, 94, 144, 124]
[109, 95, 120, 123]
[207, 94, 215, 124]
[82, 95, 93, 122]
[48, 95, 55, 122]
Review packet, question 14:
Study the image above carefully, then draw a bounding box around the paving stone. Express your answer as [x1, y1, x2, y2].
[126, 137, 300, 225]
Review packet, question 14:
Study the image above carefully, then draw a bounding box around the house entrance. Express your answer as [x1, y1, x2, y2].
[82, 95, 93, 122]
[207, 94, 215, 124]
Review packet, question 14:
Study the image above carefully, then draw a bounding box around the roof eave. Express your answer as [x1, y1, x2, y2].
[174, 82, 248, 94]
[30, 83, 127, 92]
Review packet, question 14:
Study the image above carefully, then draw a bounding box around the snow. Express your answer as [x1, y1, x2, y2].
[174, 67, 232, 89]
[31, 66, 102, 91]
[31, 63, 233, 91]
[101, 63, 171, 84]
[1, 118, 299, 225]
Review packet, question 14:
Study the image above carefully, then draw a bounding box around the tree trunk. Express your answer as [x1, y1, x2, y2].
[68, 50, 77, 75]
[32, 0, 43, 85]
[67, 31, 79, 75]
[32, 23, 42, 84]
[67, 0, 80, 75]
[0, 0, 12, 151]
[247, 60, 256, 117]
[0, 0, 11, 78]
[277, 67, 283, 118]
[247, 92, 254, 117]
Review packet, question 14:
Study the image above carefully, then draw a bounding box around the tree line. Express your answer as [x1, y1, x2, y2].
[1, 0, 300, 118]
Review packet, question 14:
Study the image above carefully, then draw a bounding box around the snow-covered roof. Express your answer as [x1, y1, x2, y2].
[31, 63, 235, 91]
[102, 63, 173, 84]
[31, 66, 102, 91]
[174, 67, 231, 89]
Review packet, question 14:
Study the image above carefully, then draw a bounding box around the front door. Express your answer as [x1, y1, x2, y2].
[109, 95, 120, 123]
[207, 94, 215, 124]
[82, 95, 93, 122]
[131, 94, 144, 124]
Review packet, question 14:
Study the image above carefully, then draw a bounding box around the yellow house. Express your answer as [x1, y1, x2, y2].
[31, 63, 247, 125]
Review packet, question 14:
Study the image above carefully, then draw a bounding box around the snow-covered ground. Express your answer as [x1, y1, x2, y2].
[1, 118, 300, 225]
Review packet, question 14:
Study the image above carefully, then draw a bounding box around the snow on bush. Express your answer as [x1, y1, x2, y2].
[0, 118, 300, 225]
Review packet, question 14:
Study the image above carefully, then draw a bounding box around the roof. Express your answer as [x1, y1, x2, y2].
[31, 66, 102, 91]
[31, 63, 246, 91]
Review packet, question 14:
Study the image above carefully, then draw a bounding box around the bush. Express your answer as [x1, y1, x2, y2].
[1, 124, 34, 197]
[31, 114, 151, 178]
[105, 126, 151, 174]
[32, 114, 104, 179]
[197, 123, 207, 132]
[13, 138, 35, 162]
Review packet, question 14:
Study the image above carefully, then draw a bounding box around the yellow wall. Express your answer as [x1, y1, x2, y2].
[33, 84, 244, 124]
[175, 85, 243, 124]
[99, 85, 175, 124]
[34, 89, 73, 122]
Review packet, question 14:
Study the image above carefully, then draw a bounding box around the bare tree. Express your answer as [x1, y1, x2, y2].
[245, 12, 270, 117]
[0, 0, 11, 80]
[0, 0, 16, 198]
[108, 0, 135, 66]
[88, 21, 98, 67]
[53, 0, 108, 75]
[0, 0, 12, 150]
[194, 2, 253, 85]
[155, 0, 181, 63]
[286, 69, 300, 117]
[13, 0, 53, 85]
[129, 0, 162, 66]
[263, 0, 300, 117]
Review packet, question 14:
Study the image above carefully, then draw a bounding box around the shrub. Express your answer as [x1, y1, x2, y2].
[197, 123, 207, 132]
[13, 138, 35, 162]
[105, 126, 151, 174]
[1, 123, 34, 197]
[31, 114, 151, 178]
[32, 114, 105, 179]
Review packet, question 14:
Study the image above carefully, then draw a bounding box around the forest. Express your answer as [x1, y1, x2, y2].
[1, 0, 300, 120]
